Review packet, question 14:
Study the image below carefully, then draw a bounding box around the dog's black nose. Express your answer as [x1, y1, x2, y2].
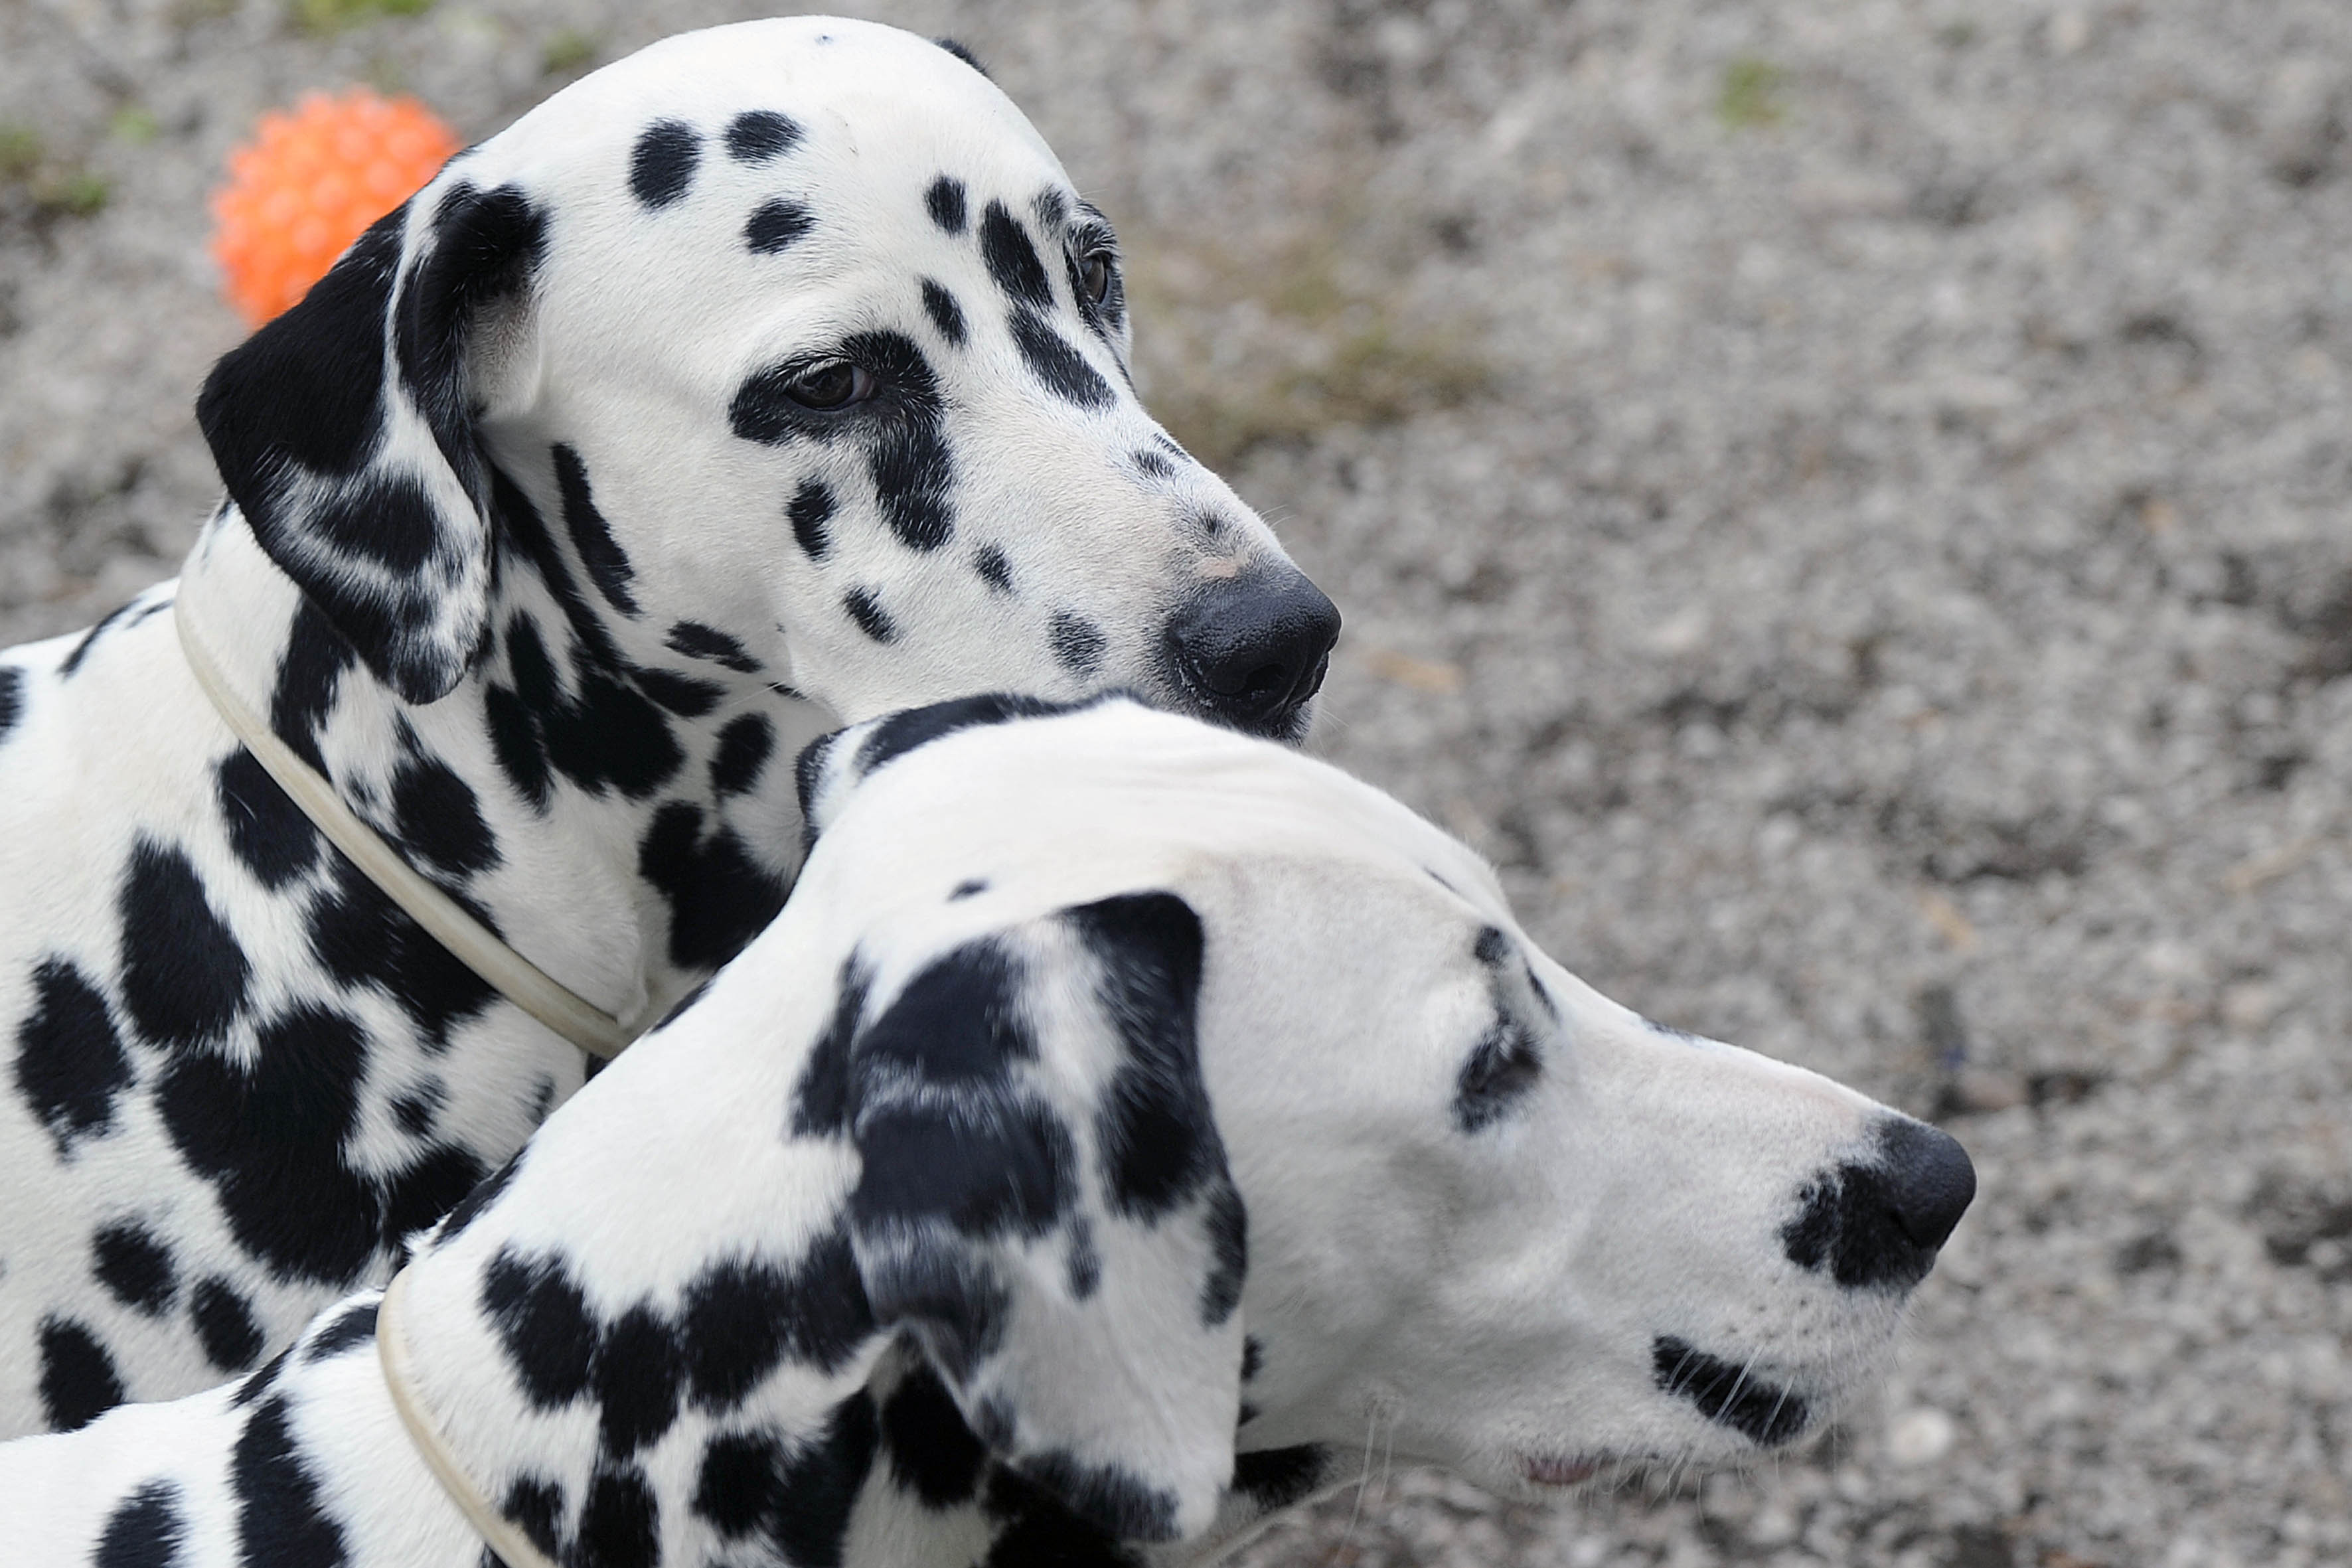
[1165, 568, 1342, 740]
[1878, 1116, 1976, 1253]
[1781, 1117, 1976, 1291]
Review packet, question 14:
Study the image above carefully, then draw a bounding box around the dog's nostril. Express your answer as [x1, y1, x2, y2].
[1164, 569, 1342, 736]
[1878, 1117, 1976, 1253]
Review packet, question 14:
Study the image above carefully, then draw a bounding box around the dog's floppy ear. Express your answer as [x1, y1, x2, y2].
[807, 890, 1246, 1541]
[196, 177, 545, 704]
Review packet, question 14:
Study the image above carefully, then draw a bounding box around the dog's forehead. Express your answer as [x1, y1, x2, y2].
[805, 704, 1510, 935]
[468, 17, 1059, 196]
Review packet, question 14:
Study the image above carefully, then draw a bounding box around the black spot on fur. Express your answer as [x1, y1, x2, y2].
[155, 1003, 378, 1285]
[230, 1346, 291, 1409]
[1241, 1336, 1265, 1381]
[595, 1305, 686, 1456]
[974, 546, 1014, 594]
[682, 1243, 853, 1412]
[0, 665, 21, 744]
[711, 712, 775, 798]
[852, 1093, 1073, 1242]
[217, 748, 319, 890]
[629, 120, 700, 208]
[933, 37, 989, 74]
[637, 802, 789, 973]
[1133, 447, 1176, 479]
[1010, 309, 1115, 408]
[694, 1431, 783, 1537]
[391, 1084, 439, 1135]
[1049, 611, 1105, 676]
[925, 176, 968, 234]
[97, 1480, 186, 1568]
[1454, 1018, 1543, 1133]
[61, 600, 137, 678]
[118, 838, 249, 1050]
[980, 200, 1052, 307]
[1200, 1184, 1247, 1326]
[15, 958, 131, 1156]
[666, 620, 761, 673]
[921, 279, 967, 346]
[951, 878, 989, 900]
[789, 478, 835, 561]
[692, 1394, 878, 1565]
[850, 691, 1079, 781]
[884, 1362, 988, 1508]
[38, 1316, 124, 1431]
[308, 856, 497, 1049]
[553, 443, 639, 617]
[1034, 188, 1069, 232]
[578, 1465, 661, 1568]
[93, 1223, 177, 1316]
[746, 198, 815, 254]
[483, 1247, 599, 1407]
[304, 1301, 378, 1362]
[1473, 926, 1510, 967]
[503, 1476, 566, 1559]
[844, 588, 898, 644]
[193, 1277, 265, 1372]
[391, 752, 499, 878]
[791, 959, 868, 1138]
[859, 336, 955, 550]
[1068, 893, 1220, 1219]
[437, 1147, 523, 1238]
[1018, 1450, 1180, 1541]
[979, 1466, 1142, 1568]
[269, 602, 356, 777]
[726, 110, 803, 162]
[234, 1397, 347, 1567]
[1234, 1445, 1330, 1510]
[635, 666, 725, 718]
[1651, 1336, 1810, 1447]
[861, 937, 1036, 1085]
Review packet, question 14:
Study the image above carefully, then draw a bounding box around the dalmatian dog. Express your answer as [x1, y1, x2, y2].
[0, 695, 1974, 1567]
[0, 19, 1340, 1439]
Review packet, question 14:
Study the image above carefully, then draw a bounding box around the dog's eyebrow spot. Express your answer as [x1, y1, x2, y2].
[1049, 611, 1105, 676]
[920, 279, 967, 347]
[925, 175, 967, 234]
[745, 198, 815, 254]
[843, 588, 899, 645]
[980, 200, 1052, 307]
[974, 546, 1014, 595]
[629, 119, 701, 208]
[789, 479, 835, 562]
[724, 110, 803, 162]
[1009, 309, 1114, 408]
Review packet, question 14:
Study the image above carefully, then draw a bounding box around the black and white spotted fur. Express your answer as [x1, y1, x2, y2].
[0, 19, 1339, 1438]
[0, 697, 1974, 1567]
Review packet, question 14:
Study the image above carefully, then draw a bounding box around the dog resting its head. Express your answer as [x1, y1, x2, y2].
[194, 17, 1338, 738]
[0, 698, 1972, 1562]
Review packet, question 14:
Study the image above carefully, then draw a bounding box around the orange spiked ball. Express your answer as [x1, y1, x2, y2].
[210, 88, 459, 327]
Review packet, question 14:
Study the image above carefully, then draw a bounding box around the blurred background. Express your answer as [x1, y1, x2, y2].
[5, 1, 2350, 1563]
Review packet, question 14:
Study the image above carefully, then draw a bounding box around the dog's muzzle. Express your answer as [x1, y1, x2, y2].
[1165, 566, 1342, 741]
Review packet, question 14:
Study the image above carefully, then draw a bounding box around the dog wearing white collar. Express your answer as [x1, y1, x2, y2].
[0, 17, 1337, 1438]
[0, 696, 1973, 1566]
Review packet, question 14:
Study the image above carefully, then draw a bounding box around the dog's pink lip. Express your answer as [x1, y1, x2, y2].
[1522, 1453, 1604, 1487]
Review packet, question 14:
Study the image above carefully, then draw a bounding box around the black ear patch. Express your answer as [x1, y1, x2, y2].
[933, 37, 991, 76]
[198, 181, 546, 704]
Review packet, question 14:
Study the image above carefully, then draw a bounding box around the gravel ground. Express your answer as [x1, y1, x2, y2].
[6, 1, 2351, 1564]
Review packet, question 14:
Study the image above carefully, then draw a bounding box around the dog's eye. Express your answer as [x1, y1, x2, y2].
[783, 361, 877, 410]
[1078, 250, 1115, 307]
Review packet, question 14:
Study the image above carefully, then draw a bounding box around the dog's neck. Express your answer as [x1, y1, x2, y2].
[176, 469, 826, 1035]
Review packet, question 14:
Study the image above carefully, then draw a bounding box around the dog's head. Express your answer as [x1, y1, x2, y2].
[195, 18, 1336, 740]
[789, 696, 1975, 1515]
